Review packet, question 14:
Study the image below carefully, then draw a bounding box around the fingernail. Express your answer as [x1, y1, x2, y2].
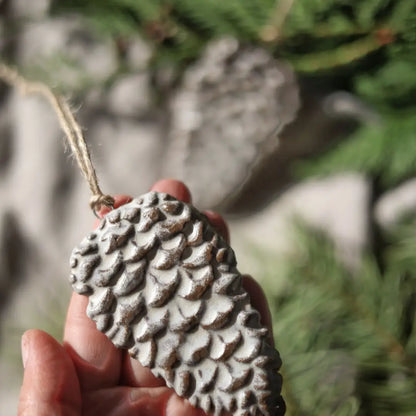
[129, 387, 141, 402]
[165, 394, 176, 416]
[165, 394, 204, 416]
[21, 332, 30, 369]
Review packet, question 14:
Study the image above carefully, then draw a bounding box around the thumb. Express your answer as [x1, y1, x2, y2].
[18, 329, 82, 416]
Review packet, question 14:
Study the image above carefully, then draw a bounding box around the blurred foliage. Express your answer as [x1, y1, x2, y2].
[263, 221, 416, 415]
[296, 112, 416, 187]
[50, 0, 415, 71]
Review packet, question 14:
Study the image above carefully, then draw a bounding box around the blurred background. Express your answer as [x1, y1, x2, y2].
[1, 0, 416, 414]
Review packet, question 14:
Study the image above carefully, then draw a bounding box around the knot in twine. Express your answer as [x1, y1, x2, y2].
[0, 63, 114, 216]
[89, 194, 115, 217]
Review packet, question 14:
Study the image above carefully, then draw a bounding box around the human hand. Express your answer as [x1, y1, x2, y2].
[18, 179, 274, 416]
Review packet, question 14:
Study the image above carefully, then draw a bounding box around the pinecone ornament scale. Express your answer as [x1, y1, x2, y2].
[69, 191, 285, 416]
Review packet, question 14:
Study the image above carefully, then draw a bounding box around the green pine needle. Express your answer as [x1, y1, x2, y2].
[296, 113, 416, 189]
[263, 221, 416, 415]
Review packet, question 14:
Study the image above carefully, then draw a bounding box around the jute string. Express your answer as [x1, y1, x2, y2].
[0, 63, 114, 215]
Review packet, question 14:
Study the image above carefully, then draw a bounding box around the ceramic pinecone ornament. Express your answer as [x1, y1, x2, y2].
[69, 191, 285, 416]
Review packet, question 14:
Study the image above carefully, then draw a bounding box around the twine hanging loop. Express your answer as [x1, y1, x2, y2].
[0, 63, 114, 215]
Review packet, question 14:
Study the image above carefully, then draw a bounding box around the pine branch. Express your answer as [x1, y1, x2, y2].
[296, 112, 416, 190]
[288, 34, 385, 73]
[263, 222, 416, 415]
[356, 60, 416, 108]
[51, 0, 416, 90]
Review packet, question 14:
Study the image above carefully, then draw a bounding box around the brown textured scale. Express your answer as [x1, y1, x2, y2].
[69, 191, 285, 416]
